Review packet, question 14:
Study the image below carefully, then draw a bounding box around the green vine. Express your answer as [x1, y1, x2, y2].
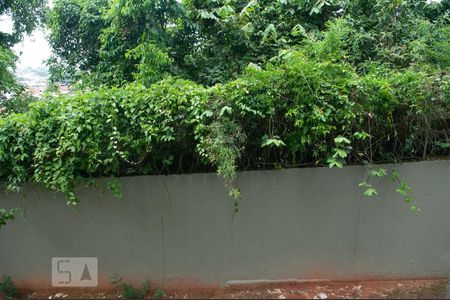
[359, 166, 420, 213]
[0, 18, 448, 226]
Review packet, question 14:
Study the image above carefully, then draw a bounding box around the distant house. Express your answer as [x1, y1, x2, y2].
[26, 83, 70, 97]
[28, 87, 44, 96]
[58, 83, 70, 94]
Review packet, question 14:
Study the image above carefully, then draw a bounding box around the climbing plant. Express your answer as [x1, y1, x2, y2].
[1, 0, 449, 226]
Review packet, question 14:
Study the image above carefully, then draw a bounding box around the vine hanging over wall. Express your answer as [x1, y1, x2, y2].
[1, 18, 449, 227]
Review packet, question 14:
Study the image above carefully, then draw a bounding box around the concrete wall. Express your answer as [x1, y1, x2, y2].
[0, 160, 449, 288]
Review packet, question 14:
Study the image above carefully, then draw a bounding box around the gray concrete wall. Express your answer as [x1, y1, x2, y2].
[0, 160, 449, 288]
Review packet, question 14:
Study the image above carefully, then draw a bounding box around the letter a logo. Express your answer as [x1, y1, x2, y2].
[80, 264, 92, 281]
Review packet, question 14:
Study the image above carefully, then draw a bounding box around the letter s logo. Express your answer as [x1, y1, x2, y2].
[57, 260, 71, 284]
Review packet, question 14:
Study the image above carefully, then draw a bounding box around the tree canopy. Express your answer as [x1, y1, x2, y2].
[0, 0, 47, 46]
[47, 0, 450, 85]
[0, 0, 46, 103]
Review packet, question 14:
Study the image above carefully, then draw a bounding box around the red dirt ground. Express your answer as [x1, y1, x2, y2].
[13, 278, 448, 299]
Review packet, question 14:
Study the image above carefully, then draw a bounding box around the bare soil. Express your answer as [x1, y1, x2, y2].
[15, 278, 448, 299]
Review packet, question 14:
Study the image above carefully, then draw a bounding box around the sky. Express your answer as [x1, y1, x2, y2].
[13, 29, 51, 71]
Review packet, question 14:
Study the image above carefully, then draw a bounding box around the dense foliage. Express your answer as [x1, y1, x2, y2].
[1, 26, 449, 200]
[47, 0, 108, 82]
[48, 0, 450, 85]
[0, 0, 45, 108]
[0, 46, 17, 96]
[0, 0, 449, 226]
[0, 0, 47, 226]
[0, 0, 47, 46]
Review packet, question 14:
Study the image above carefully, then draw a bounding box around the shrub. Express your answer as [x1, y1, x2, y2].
[110, 275, 150, 299]
[0, 19, 448, 224]
[0, 275, 19, 299]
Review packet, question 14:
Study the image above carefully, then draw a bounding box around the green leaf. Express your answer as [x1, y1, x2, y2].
[364, 187, 378, 197]
[291, 24, 306, 37]
[198, 9, 218, 20]
[369, 168, 387, 178]
[261, 135, 286, 148]
[327, 157, 343, 168]
[202, 110, 214, 118]
[334, 136, 351, 144]
[219, 106, 232, 117]
[262, 24, 277, 43]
